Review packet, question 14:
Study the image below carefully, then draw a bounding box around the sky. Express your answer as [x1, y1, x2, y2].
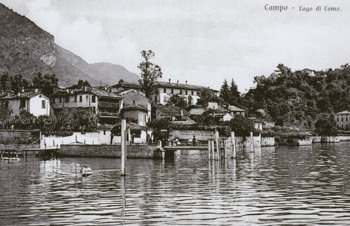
[1, 0, 350, 92]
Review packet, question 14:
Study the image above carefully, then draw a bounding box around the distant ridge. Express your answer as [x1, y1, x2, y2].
[0, 3, 139, 86]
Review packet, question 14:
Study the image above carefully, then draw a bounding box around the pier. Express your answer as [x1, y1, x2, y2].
[0, 148, 59, 160]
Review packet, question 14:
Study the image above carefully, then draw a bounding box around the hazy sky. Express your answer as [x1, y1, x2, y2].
[1, 0, 350, 92]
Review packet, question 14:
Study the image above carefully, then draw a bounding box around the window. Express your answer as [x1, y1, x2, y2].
[185, 90, 188, 95]
[163, 88, 166, 93]
[191, 90, 194, 95]
[20, 99, 26, 108]
[42, 100, 46, 109]
[171, 89, 173, 94]
[74, 96, 77, 102]
[59, 97, 62, 103]
[65, 96, 69, 102]
[79, 95, 82, 102]
[92, 96, 96, 103]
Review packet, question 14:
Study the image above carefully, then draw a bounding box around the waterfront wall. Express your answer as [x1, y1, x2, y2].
[312, 136, 322, 143]
[0, 130, 40, 144]
[169, 130, 214, 141]
[338, 136, 350, 142]
[261, 137, 275, 146]
[298, 138, 313, 146]
[59, 144, 162, 159]
[321, 136, 340, 143]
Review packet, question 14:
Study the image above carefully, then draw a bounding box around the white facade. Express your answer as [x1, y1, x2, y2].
[29, 94, 50, 117]
[52, 93, 98, 112]
[3, 93, 50, 117]
[223, 113, 234, 121]
[208, 102, 219, 109]
[155, 85, 200, 105]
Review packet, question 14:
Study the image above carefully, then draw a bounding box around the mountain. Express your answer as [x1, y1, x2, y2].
[89, 62, 139, 84]
[0, 3, 139, 86]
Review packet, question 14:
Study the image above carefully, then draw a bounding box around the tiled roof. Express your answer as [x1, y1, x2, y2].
[0, 91, 46, 100]
[121, 105, 148, 112]
[157, 105, 188, 117]
[228, 105, 245, 112]
[336, 110, 350, 115]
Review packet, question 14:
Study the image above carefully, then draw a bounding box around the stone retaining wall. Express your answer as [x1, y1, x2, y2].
[59, 144, 162, 159]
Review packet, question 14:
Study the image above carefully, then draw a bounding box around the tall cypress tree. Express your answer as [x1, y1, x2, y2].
[220, 79, 230, 104]
[229, 79, 240, 105]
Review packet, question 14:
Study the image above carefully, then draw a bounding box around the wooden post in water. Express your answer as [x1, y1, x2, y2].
[231, 132, 236, 159]
[215, 130, 220, 160]
[250, 132, 254, 152]
[121, 119, 127, 176]
[211, 140, 215, 160]
[208, 140, 211, 160]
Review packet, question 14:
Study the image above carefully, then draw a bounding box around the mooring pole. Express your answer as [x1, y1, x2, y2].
[250, 132, 254, 152]
[208, 139, 211, 160]
[215, 130, 220, 160]
[231, 131, 236, 159]
[121, 119, 127, 176]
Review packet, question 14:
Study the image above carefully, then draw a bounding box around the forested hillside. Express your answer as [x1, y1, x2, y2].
[242, 64, 350, 130]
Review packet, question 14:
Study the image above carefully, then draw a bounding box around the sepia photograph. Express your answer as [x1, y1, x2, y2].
[1, 0, 350, 225]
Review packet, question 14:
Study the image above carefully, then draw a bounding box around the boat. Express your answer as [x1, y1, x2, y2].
[80, 166, 92, 176]
[1, 157, 20, 161]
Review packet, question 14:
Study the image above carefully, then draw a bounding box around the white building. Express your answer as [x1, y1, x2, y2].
[335, 110, 350, 129]
[0, 90, 50, 116]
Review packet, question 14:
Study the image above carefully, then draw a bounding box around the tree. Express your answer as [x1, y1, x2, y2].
[138, 50, 162, 99]
[220, 79, 230, 104]
[223, 115, 255, 136]
[197, 87, 221, 107]
[11, 74, 29, 93]
[77, 79, 91, 87]
[229, 79, 240, 106]
[147, 117, 171, 141]
[314, 114, 338, 136]
[166, 94, 187, 108]
[32, 73, 58, 95]
[1, 74, 12, 91]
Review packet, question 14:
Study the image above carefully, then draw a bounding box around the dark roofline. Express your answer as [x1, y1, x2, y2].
[112, 81, 219, 92]
[121, 105, 148, 112]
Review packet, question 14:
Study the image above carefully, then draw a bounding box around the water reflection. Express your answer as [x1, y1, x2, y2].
[1, 144, 350, 224]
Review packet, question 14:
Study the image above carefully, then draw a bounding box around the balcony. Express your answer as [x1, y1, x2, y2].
[98, 102, 120, 108]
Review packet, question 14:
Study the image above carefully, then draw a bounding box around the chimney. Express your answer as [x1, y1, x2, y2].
[185, 80, 187, 84]
[177, 80, 179, 85]
[168, 78, 171, 84]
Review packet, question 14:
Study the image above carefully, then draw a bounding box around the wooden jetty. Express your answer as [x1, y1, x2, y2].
[0, 148, 59, 160]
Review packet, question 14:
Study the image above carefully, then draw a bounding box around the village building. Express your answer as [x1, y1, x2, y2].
[247, 117, 263, 131]
[120, 90, 152, 122]
[335, 111, 350, 129]
[112, 79, 219, 106]
[0, 90, 50, 117]
[51, 87, 122, 124]
[228, 105, 245, 117]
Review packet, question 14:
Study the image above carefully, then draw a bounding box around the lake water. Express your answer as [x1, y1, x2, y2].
[1, 143, 350, 225]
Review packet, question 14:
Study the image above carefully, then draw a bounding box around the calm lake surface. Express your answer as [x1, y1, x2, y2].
[1, 143, 350, 225]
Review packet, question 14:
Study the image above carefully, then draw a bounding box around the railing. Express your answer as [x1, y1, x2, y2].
[98, 102, 119, 108]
